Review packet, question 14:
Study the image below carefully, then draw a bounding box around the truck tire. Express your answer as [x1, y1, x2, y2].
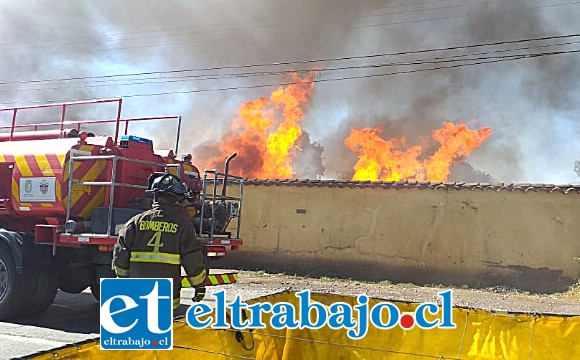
[58, 274, 89, 294]
[26, 269, 58, 317]
[0, 242, 35, 320]
[89, 284, 99, 301]
[90, 265, 117, 301]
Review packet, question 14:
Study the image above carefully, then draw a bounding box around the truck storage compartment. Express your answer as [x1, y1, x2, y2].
[90, 207, 142, 235]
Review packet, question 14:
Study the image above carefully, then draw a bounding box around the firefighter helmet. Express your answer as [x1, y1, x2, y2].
[146, 172, 188, 197]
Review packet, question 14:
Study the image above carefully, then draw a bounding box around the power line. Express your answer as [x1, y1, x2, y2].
[134, 38, 580, 82]
[115, 49, 580, 97]
[7, 43, 580, 93]
[1, 32, 580, 88]
[9, 38, 580, 92]
[3, 47, 577, 106]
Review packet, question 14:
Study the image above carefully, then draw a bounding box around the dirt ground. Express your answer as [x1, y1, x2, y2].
[216, 270, 580, 316]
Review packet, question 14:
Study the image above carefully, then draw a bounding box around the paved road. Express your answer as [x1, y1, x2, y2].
[0, 289, 100, 359]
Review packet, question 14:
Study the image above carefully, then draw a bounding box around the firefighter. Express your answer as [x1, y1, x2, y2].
[113, 172, 207, 311]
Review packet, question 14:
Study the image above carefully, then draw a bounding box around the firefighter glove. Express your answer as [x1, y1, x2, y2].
[115, 266, 130, 278]
[193, 286, 206, 302]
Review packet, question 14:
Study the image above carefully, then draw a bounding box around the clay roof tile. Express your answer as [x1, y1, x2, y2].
[241, 179, 580, 195]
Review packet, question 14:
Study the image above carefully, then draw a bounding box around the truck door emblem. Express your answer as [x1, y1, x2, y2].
[24, 179, 32, 193]
[39, 180, 49, 195]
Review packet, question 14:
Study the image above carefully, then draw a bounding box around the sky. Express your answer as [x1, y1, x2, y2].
[1, 0, 580, 183]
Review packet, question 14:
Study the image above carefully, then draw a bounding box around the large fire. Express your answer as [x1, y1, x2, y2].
[198, 70, 492, 182]
[202, 72, 314, 178]
[344, 122, 492, 182]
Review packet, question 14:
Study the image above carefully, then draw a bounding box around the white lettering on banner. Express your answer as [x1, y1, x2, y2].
[100, 295, 139, 334]
[139, 282, 172, 334]
[19, 177, 56, 202]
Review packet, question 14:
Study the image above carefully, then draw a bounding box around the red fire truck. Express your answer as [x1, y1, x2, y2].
[0, 98, 243, 320]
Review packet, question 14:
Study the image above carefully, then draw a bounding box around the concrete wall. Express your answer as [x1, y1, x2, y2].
[222, 181, 580, 293]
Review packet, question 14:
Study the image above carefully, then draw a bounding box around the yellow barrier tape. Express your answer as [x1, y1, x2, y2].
[181, 272, 238, 287]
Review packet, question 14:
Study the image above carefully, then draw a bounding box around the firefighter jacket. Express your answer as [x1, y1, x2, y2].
[113, 201, 207, 309]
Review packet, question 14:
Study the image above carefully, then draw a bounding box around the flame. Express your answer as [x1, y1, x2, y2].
[201, 72, 314, 178]
[345, 122, 492, 182]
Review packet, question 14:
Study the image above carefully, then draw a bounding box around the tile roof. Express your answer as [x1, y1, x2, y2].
[242, 179, 580, 194]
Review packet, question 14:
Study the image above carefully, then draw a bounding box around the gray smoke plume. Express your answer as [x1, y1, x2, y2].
[449, 162, 495, 183]
[1, 1, 579, 183]
[293, 131, 325, 179]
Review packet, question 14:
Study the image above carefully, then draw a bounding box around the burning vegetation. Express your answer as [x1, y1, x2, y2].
[344, 123, 492, 182]
[201, 72, 315, 179]
[198, 72, 492, 182]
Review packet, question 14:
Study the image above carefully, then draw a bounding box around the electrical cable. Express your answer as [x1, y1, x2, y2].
[2, 46, 577, 106]
[6, 47, 576, 93]
[5, 39, 579, 93]
[1, 32, 580, 87]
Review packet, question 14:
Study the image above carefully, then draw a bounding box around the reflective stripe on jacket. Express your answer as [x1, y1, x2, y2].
[130, 251, 181, 265]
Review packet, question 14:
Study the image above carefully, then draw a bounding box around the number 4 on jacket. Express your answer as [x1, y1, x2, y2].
[147, 231, 164, 253]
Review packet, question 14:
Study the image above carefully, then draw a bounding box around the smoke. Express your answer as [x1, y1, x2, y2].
[293, 131, 325, 179]
[307, 2, 580, 183]
[0, 2, 110, 127]
[449, 162, 495, 183]
[2, 1, 580, 183]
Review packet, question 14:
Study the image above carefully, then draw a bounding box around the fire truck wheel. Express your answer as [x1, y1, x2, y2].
[58, 274, 89, 294]
[90, 265, 117, 301]
[90, 284, 99, 301]
[26, 270, 58, 317]
[0, 242, 36, 320]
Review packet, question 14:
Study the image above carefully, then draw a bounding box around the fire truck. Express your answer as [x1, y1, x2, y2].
[0, 98, 244, 321]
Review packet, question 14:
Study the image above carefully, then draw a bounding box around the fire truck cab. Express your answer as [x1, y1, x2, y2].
[0, 98, 243, 320]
